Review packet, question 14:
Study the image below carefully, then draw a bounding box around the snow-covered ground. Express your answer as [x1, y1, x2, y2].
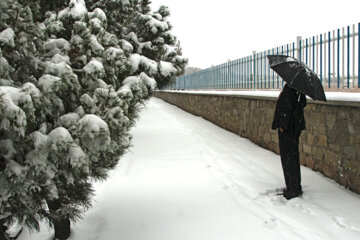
[19, 97, 360, 240]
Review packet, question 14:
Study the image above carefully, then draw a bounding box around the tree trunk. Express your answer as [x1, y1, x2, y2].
[47, 200, 71, 240]
[0, 219, 9, 240]
[53, 217, 70, 240]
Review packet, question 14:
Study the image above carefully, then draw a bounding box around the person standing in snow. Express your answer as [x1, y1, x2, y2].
[272, 84, 307, 200]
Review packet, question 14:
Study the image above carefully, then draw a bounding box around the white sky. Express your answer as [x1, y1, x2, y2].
[150, 0, 360, 69]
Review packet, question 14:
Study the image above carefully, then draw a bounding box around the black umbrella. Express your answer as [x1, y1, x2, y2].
[267, 55, 327, 102]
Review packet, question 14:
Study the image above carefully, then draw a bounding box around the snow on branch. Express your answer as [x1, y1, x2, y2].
[0, 28, 15, 47]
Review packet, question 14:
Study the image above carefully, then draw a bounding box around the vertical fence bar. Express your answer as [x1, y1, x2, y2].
[352, 24, 355, 88]
[219, 64, 221, 89]
[342, 27, 345, 89]
[260, 52, 263, 89]
[245, 57, 248, 89]
[268, 50, 271, 89]
[248, 56, 251, 89]
[306, 38, 308, 65]
[249, 56, 251, 89]
[347, 25, 350, 88]
[229, 61, 232, 89]
[223, 63, 225, 89]
[299, 39, 302, 61]
[264, 51, 267, 88]
[228, 61, 231, 89]
[333, 30, 336, 88]
[243, 59, 245, 89]
[293, 42, 295, 57]
[250, 56, 252, 89]
[337, 28, 340, 88]
[256, 53, 259, 89]
[232, 60, 235, 89]
[276, 47, 279, 88]
[250, 55, 253, 89]
[316, 35, 319, 74]
[243, 57, 246, 89]
[313, 36, 315, 71]
[328, 31, 331, 88]
[230, 61, 233, 89]
[324, 33, 327, 86]
[320, 34, 323, 82]
[310, 38, 313, 70]
[240, 58, 243, 89]
[237, 59, 239, 89]
[234, 60, 237, 89]
[272, 49, 274, 88]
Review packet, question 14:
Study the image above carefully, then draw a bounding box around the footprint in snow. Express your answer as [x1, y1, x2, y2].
[333, 217, 360, 232]
[263, 217, 277, 229]
[291, 202, 313, 215]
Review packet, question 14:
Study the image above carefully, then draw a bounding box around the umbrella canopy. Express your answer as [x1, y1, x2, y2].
[267, 55, 327, 102]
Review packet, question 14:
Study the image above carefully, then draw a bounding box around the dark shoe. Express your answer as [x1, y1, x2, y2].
[282, 189, 302, 200]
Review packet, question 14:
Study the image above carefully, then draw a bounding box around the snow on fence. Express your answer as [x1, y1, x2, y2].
[169, 23, 360, 90]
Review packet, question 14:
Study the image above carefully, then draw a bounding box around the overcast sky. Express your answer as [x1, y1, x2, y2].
[150, 0, 360, 69]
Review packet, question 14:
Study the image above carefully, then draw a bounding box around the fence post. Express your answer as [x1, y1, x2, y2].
[296, 36, 302, 61]
[253, 51, 256, 89]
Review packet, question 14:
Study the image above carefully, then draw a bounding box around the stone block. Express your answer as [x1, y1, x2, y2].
[329, 144, 341, 152]
[349, 136, 360, 145]
[324, 150, 341, 166]
[312, 146, 324, 161]
[326, 114, 336, 129]
[303, 144, 312, 154]
[307, 134, 315, 145]
[304, 157, 315, 169]
[343, 158, 360, 170]
[318, 135, 327, 147]
[347, 124, 355, 135]
[344, 146, 357, 160]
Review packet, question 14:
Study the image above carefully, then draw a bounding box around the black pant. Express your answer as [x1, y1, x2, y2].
[278, 130, 302, 192]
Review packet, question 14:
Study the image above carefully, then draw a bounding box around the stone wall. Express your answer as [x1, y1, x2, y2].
[154, 91, 360, 194]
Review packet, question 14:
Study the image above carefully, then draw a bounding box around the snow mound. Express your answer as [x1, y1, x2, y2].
[59, 112, 81, 129]
[45, 38, 70, 52]
[78, 114, 109, 139]
[59, 0, 87, 20]
[0, 28, 15, 47]
[90, 8, 107, 23]
[128, 54, 157, 75]
[38, 74, 62, 93]
[159, 61, 177, 77]
[83, 59, 104, 75]
[139, 72, 156, 91]
[47, 127, 73, 145]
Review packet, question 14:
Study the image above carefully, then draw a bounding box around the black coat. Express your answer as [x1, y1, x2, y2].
[272, 84, 306, 133]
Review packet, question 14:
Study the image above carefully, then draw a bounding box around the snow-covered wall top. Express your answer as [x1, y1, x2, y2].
[160, 90, 360, 107]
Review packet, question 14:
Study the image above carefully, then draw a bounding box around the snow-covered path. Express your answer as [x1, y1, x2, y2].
[20, 97, 360, 240]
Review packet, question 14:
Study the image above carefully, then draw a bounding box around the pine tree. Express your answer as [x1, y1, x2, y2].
[29, 0, 157, 238]
[0, 1, 186, 239]
[127, 4, 187, 88]
[0, 0, 54, 237]
[139, 0, 151, 14]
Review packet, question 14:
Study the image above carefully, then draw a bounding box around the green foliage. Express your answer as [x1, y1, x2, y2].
[0, 0, 186, 237]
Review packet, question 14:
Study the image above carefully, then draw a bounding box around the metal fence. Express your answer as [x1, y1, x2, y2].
[168, 23, 360, 90]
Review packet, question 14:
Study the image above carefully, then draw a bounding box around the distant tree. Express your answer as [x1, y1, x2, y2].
[185, 66, 202, 75]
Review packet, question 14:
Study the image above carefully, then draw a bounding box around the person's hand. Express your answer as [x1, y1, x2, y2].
[280, 128, 284, 132]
